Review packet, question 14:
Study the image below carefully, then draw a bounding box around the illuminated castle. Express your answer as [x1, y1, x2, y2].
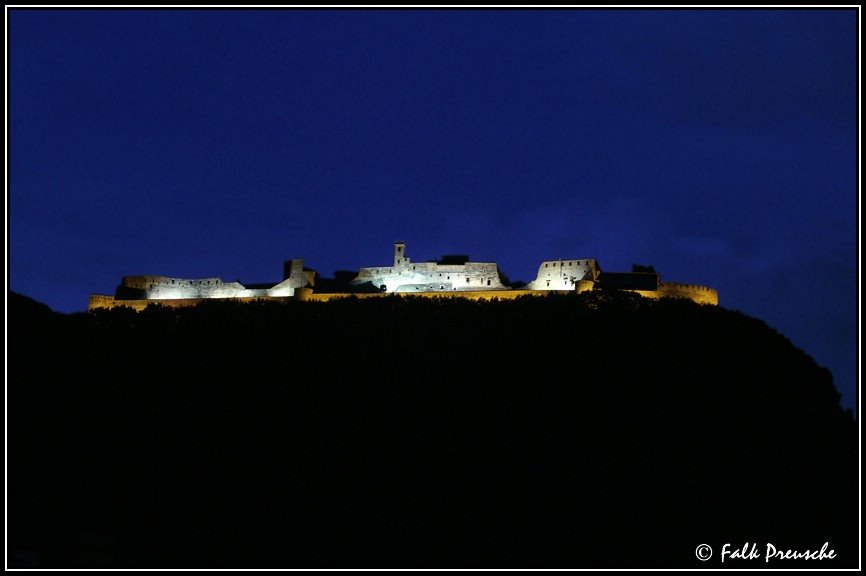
[109, 259, 313, 301]
[88, 241, 718, 310]
[525, 258, 601, 290]
[350, 242, 507, 292]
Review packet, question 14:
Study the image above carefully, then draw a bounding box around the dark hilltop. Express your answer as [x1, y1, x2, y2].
[7, 291, 858, 568]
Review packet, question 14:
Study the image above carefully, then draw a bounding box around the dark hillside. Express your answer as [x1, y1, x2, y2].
[7, 291, 858, 568]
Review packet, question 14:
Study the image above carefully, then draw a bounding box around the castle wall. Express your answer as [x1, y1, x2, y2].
[526, 259, 600, 290]
[89, 294, 303, 311]
[612, 283, 718, 305]
[90, 295, 224, 311]
[354, 262, 506, 292]
[89, 294, 122, 310]
[352, 243, 507, 292]
[89, 289, 557, 310]
[653, 283, 719, 305]
[118, 261, 313, 301]
[121, 276, 256, 300]
[267, 259, 312, 297]
[94, 244, 717, 309]
[90, 284, 718, 311]
[302, 289, 559, 302]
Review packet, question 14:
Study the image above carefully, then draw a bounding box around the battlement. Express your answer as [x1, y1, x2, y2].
[654, 282, 719, 305]
[659, 282, 717, 292]
[121, 275, 226, 290]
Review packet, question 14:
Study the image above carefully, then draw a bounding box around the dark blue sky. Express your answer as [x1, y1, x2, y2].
[8, 9, 858, 411]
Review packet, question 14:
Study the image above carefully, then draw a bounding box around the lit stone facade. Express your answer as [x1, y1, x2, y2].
[525, 259, 601, 290]
[351, 242, 508, 292]
[119, 276, 255, 299]
[115, 259, 313, 300]
[88, 243, 719, 310]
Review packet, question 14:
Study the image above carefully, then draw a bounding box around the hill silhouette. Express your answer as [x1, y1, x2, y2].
[6, 290, 858, 568]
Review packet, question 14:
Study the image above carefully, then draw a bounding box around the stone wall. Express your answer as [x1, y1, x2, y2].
[116, 259, 313, 301]
[88, 294, 297, 311]
[526, 259, 600, 290]
[266, 259, 313, 297]
[120, 276, 256, 300]
[302, 289, 556, 302]
[90, 283, 718, 311]
[352, 243, 507, 292]
[625, 283, 719, 305]
[654, 282, 719, 305]
[93, 246, 717, 309]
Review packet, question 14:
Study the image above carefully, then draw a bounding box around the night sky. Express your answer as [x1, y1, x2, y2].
[8, 9, 858, 411]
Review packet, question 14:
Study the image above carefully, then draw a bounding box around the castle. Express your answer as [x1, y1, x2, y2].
[110, 259, 313, 301]
[351, 242, 508, 293]
[88, 242, 718, 310]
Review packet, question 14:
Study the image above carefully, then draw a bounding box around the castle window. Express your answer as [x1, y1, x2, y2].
[447, 276, 450, 280]
[544, 263, 548, 268]
[466, 278, 470, 283]
[440, 285, 444, 290]
[487, 279, 491, 286]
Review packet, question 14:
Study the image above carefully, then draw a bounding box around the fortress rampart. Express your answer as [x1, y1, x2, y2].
[88, 242, 718, 310]
[351, 242, 508, 292]
[88, 289, 573, 310]
[525, 259, 600, 290]
[88, 284, 717, 310]
[119, 276, 253, 300]
[653, 282, 719, 305]
[88, 294, 241, 311]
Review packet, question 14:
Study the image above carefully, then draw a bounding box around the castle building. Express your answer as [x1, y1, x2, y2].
[88, 242, 718, 309]
[524, 259, 601, 290]
[110, 259, 313, 301]
[350, 242, 508, 292]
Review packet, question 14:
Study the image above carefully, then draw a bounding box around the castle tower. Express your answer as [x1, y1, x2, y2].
[394, 242, 409, 267]
[284, 258, 304, 280]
